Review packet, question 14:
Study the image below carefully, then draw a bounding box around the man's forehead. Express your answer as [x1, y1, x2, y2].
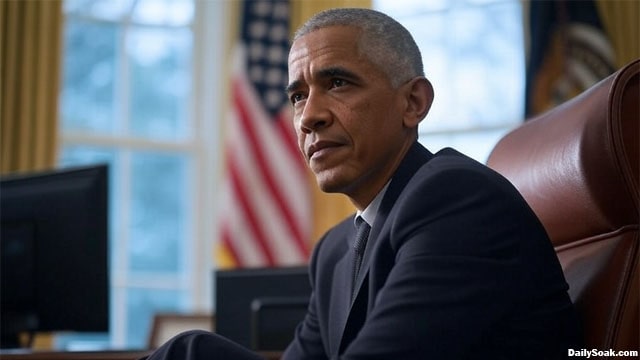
[288, 25, 362, 64]
[287, 48, 361, 84]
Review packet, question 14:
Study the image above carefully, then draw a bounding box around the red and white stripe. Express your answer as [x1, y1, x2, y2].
[219, 45, 311, 267]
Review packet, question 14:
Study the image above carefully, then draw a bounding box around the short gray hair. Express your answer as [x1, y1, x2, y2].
[293, 8, 424, 87]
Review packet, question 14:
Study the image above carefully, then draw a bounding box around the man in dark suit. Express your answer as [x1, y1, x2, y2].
[143, 7, 581, 360]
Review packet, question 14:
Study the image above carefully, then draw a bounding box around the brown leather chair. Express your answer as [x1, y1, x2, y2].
[487, 59, 639, 353]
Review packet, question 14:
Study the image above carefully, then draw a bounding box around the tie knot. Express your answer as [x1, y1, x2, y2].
[353, 217, 371, 255]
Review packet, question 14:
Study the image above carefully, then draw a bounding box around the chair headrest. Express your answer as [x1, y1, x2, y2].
[487, 59, 639, 246]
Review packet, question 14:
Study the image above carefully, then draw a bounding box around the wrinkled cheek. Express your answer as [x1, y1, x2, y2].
[296, 135, 307, 159]
[308, 159, 338, 185]
[292, 120, 304, 148]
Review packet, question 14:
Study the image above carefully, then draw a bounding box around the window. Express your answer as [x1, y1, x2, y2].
[58, 0, 226, 348]
[374, 0, 525, 162]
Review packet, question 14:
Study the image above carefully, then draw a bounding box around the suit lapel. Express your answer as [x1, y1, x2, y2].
[328, 241, 356, 355]
[336, 142, 434, 352]
[352, 142, 433, 302]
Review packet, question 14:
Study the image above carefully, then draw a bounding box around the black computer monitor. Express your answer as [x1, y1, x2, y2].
[0, 164, 109, 348]
[215, 266, 311, 351]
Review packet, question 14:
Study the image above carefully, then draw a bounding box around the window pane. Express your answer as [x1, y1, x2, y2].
[61, 20, 118, 134]
[447, 3, 524, 128]
[126, 287, 188, 349]
[395, 1, 524, 133]
[64, 0, 135, 21]
[129, 152, 189, 273]
[375, 0, 525, 162]
[132, 0, 194, 26]
[128, 28, 192, 140]
[374, 0, 448, 15]
[59, 146, 116, 167]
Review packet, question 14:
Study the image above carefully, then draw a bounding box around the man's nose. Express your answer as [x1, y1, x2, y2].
[299, 92, 332, 133]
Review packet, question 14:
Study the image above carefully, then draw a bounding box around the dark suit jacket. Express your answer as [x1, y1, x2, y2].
[283, 142, 581, 360]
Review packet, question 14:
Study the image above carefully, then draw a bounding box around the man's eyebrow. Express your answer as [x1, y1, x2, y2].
[285, 66, 361, 94]
[285, 80, 301, 95]
[317, 66, 360, 82]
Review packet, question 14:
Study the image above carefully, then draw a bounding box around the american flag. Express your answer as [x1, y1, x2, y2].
[218, 0, 311, 267]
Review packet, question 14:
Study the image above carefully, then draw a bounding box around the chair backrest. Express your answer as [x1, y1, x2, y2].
[487, 59, 639, 351]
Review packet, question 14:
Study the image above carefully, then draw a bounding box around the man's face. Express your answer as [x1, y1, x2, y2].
[287, 26, 416, 208]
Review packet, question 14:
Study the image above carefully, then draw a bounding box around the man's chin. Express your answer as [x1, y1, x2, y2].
[316, 179, 342, 194]
[314, 172, 356, 197]
[314, 172, 346, 194]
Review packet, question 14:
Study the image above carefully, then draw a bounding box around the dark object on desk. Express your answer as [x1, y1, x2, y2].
[147, 312, 213, 349]
[250, 296, 309, 351]
[215, 266, 310, 352]
[0, 165, 109, 348]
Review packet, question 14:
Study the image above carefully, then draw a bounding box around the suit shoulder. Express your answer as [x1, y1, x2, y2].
[419, 147, 516, 192]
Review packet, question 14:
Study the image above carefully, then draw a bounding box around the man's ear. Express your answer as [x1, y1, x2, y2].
[402, 77, 434, 129]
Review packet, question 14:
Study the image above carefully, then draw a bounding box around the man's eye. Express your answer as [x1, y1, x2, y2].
[330, 78, 347, 89]
[290, 93, 306, 104]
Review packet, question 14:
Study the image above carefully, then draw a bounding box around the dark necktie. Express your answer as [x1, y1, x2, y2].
[352, 216, 371, 300]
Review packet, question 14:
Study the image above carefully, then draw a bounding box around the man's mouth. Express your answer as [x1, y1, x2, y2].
[307, 140, 343, 160]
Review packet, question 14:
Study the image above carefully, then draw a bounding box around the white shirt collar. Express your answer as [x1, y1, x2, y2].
[355, 182, 390, 228]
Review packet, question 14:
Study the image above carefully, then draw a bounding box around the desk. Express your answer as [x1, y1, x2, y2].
[0, 350, 282, 360]
[0, 350, 152, 360]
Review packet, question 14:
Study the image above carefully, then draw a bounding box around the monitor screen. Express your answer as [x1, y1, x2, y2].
[250, 295, 309, 351]
[0, 165, 109, 348]
[215, 266, 311, 351]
